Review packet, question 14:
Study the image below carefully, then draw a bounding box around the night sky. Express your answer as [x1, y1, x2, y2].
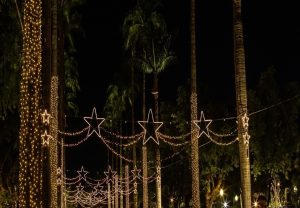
[66, 0, 300, 173]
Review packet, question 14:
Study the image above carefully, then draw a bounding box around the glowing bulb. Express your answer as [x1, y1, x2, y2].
[234, 195, 239, 201]
[220, 188, 224, 197]
[293, 186, 298, 193]
[254, 201, 258, 207]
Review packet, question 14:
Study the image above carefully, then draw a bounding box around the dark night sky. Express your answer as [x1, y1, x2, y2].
[66, 0, 300, 172]
[75, 0, 300, 112]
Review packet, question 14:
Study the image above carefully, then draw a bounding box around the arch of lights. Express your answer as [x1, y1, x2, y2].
[41, 107, 244, 207]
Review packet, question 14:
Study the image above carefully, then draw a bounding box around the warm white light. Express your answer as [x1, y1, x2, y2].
[294, 186, 298, 193]
[223, 201, 229, 208]
[220, 188, 224, 197]
[234, 195, 239, 201]
[254, 201, 258, 207]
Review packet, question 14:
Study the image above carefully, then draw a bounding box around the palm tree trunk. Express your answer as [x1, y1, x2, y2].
[152, 72, 162, 208]
[142, 72, 149, 208]
[190, 0, 200, 207]
[232, 0, 251, 207]
[49, 0, 59, 207]
[132, 65, 138, 208]
[18, 0, 43, 206]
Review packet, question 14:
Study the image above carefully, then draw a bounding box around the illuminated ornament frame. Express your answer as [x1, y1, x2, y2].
[41, 130, 51, 146]
[41, 109, 51, 125]
[138, 108, 163, 145]
[193, 111, 212, 138]
[83, 107, 105, 138]
[104, 166, 117, 183]
[77, 166, 89, 180]
[242, 112, 249, 128]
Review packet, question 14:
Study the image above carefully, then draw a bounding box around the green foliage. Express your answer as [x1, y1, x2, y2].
[62, 0, 85, 116]
[0, 0, 22, 118]
[122, 0, 176, 74]
[248, 67, 300, 198]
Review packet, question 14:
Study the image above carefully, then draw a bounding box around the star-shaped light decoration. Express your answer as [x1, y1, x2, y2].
[57, 167, 62, 175]
[83, 107, 105, 138]
[41, 130, 51, 146]
[92, 182, 104, 195]
[77, 166, 88, 181]
[76, 183, 84, 192]
[41, 109, 51, 125]
[133, 181, 138, 194]
[243, 132, 251, 146]
[138, 108, 163, 145]
[193, 111, 212, 138]
[57, 177, 62, 185]
[104, 166, 117, 183]
[242, 112, 249, 129]
[131, 166, 141, 179]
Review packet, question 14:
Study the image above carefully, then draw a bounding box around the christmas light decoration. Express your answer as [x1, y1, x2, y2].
[41, 109, 51, 124]
[77, 166, 89, 180]
[104, 166, 117, 183]
[50, 76, 59, 208]
[84, 107, 105, 137]
[18, 0, 43, 206]
[41, 130, 51, 146]
[193, 111, 212, 138]
[138, 108, 163, 145]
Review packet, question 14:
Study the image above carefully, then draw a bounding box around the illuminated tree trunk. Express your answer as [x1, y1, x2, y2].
[142, 146, 148, 208]
[132, 65, 138, 208]
[232, 0, 252, 207]
[142, 73, 149, 208]
[18, 0, 43, 206]
[49, 0, 59, 206]
[190, 0, 200, 207]
[152, 72, 162, 208]
[125, 165, 130, 208]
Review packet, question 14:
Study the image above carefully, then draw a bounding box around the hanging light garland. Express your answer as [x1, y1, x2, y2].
[18, 0, 43, 206]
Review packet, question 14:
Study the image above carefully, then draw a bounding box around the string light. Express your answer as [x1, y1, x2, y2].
[18, 0, 43, 206]
[50, 76, 59, 208]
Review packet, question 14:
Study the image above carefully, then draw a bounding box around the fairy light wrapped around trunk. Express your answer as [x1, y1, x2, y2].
[18, 0, 43, 206]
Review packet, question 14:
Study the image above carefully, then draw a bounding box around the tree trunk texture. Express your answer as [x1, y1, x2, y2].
[233, 0, 252, 207]
[190, 0, 200, 207]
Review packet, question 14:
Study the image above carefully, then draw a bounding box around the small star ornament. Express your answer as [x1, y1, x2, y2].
[131, 166, 141, 179]
[77, 166, 88, 180]
[76, 183, 84, 192]
[84, 107, 105, 138]
[41, 130, 51, 146]
[242, 113, 249, 129]
[193, 111, 212, 138]
[41, 109, 51, 125]
[243, 132, 250, 146]
[93, 182, 104, 195]
[104, 166, 117, 183]
[138, 108, 163, 145]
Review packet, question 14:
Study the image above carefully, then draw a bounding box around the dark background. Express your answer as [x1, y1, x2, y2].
[65, 0, 300, 174]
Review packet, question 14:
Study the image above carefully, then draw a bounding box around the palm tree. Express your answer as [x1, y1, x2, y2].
[232, 0, 251, 207]
[190, 0, 200, 207]
[18, 0, 43, 206]
[123, 1, 175, 207]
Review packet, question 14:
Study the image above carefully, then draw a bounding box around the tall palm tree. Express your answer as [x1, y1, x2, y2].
[18, 0, 43, 206]
[190, 0, 200, 207]
[232, 0, 251, 207]
[123, 1, 175, 207]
